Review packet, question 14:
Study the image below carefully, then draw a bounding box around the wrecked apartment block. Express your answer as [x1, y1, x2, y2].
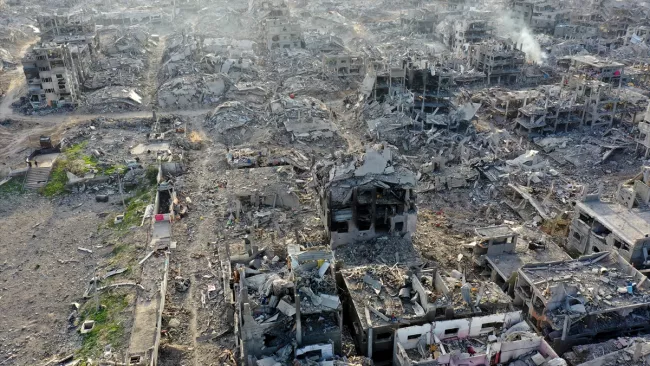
[470, 39, 525, 85]
[470, 225, 570, 294]
[566, 168, 650, 269]
[262, 1, 303, 51]
[231, 245, 342, 365]
[563, 55, 625, 85]
[406, 59, 453, 116]
[636, 104, 650, 158]
[22, 43, 83, 109]
[394, 311, 567, 366]
[315, 145, 417, 248]
[514, 76, 647, 134]
[337, 264, 512, 362]
[564, 335, 650, 366]
[514, 251, 650, 353]
[37, 14, 99, 54]
[511, 0, 570, 33]
[339, 264, 437, 361]
[323, 54, 365, 77]
[447, 18, 491, 54]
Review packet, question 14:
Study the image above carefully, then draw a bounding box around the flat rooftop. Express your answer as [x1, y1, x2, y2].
[486, 227, 570, 280]
[571, 55, 624, 68]
[340, 265, 438, 328]
[564, 335, 650, 365]
[475, 225, 515, 239]
[439, 272, 511, 314]
[520, 252, 650, 314]
[334, 237, 423, 267]
[576, 198, 650, 244]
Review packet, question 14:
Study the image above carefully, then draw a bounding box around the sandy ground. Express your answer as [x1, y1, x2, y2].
[0, 193, 130, 365]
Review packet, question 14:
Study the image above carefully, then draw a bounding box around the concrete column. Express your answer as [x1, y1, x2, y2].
[296, 292, 302, 345]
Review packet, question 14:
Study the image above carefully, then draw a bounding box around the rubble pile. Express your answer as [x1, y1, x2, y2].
[6, 0, 650, 365]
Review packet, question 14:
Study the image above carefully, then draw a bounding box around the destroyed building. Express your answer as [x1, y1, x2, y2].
[262, 1, 304, 51]
[626, 25, 650, 46]
[638, 105, 650, 158]
[394, 311, 567, 366]
[470, 225, 570, 293]
[230, 245, 342, 364]
[564, 55, 625, 85]
[566, 167, 650, 269]
[314, 145, 417, 249]
[406, 59, 453, 115]
[514, 251, 650, 353]
[323, 54, 365, 77]
[513, 76, 647, 134]
[22, 43, 83, 108]
[564, 336, 650, 366]
[470, 39, 526, 85]
[338, 264, 439, 361]
[37, 13, 99, 53]
[20, 13, 99, 109]
[446, 17, 491, 54]
[511, 0, 570, 33]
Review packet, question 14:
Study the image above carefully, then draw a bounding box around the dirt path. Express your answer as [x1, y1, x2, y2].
[159, 116, 232, 366]
[0, 108, 213, 162]
[0, 41, 36, 119]
[142, 34, 167, 107]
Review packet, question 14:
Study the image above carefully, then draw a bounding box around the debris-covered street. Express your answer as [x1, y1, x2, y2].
[2, 0, 650, 365]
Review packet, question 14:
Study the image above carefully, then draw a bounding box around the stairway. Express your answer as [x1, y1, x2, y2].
[24, 167, 52, 189]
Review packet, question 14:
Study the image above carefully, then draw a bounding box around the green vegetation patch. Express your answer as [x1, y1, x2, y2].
[40, 162, 68, 197]
[77, 293, 131, 361]
[112, 186, 155, 230]
[0, 177, 24, 196]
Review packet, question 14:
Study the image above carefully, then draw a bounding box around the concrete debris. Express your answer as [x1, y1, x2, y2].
[6, 0, 650, 365]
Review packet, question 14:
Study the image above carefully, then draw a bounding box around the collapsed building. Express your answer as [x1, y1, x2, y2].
[564, 336, 650, 366]
[22, 43, 83, 108]
[446, 17, 492, 55]
[511, 0, 570, 33]
[563, 55, 625, 85]
[229, 245, 342, 365]
[566, 167, 650, 269]
[470, 225, 570, 293]
[513, 76, 647, 135]
[394, 311, 567, 366]
[261, 1, 304, 51]
[470, 39, 526, 85]
[313, 145, 417, 248]
[338, 263, 512, 361]
[638, 105, 650, 158]
[323, 54, 365, 77]
[514, 251, 650, 353]
[21, 14, 97, 108]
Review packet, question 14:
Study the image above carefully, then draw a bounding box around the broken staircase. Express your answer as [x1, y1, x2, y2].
[24, 167, 52, 189]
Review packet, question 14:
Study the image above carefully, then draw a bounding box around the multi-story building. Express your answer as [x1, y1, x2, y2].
[21, 14, 96, 109]
[625, 25, 650, 45]
[470, 39, 526, 85]
[262, 1, 303, 51]
[637, 105, 650, 158]
[313, 145, 417, 248]
[567, 55, 625, 85]
[447, 18, 491, 54]
[22, 43, 82, 109]
[566, 167, 650, 269]
[322, 54, 365, 76]
[512, 0, 570, 33]
[514, 251, 650, 353]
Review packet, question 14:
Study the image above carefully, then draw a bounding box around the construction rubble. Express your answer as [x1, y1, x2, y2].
[3, 0, 650, 365]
